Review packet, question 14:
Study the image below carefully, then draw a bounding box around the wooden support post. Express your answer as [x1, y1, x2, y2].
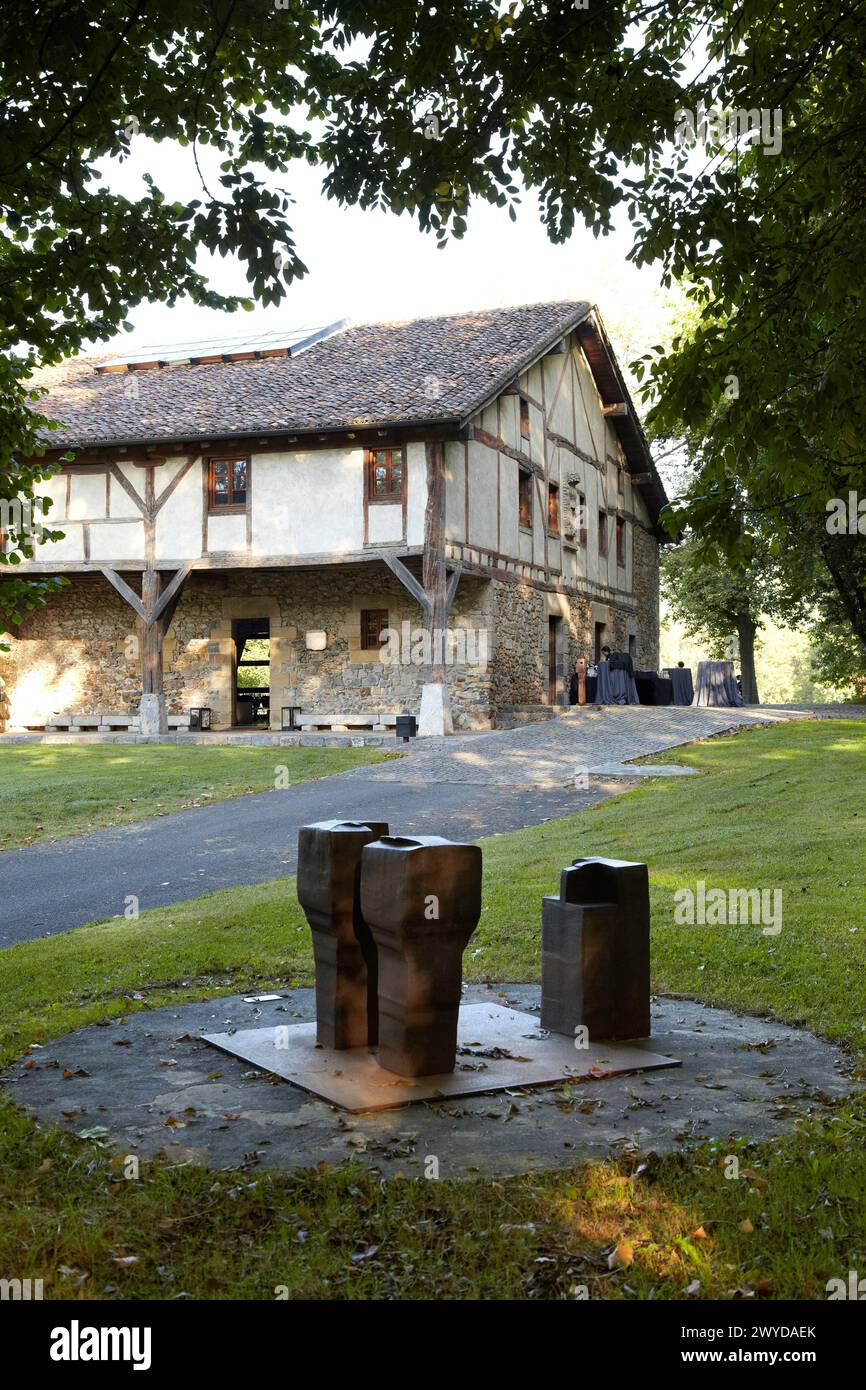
[419, 440, 453, 735]
[139, 567, 163, 696]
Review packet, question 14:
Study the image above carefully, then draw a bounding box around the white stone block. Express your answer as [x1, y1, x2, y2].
[418, 682, 453, 737]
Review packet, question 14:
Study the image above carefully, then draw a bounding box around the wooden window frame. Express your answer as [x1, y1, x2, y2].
[518, 467, 533, 530]
[598, 508, 609, 557]
[360, 607, 389, 651]
[519, 396, 531, 440]
[366, 447, 405, 504]
[208, 455, 250, 515]
[578, 492, 587, 547]
[547, 482, 560, 536]
[616, 515, 626, 567]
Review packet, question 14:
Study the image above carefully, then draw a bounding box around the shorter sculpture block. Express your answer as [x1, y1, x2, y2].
[360, 835, 482, 1077]
[541, 856, 650, 1041]
[297, 820, 389, 1049]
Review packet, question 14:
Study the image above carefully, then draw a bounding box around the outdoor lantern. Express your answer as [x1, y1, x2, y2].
[281, 705, 301, 731]
[305, 630, 327, 651]
[189, 707, 212, 730]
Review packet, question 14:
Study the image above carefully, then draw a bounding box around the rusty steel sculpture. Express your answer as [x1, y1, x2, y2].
[297, 822, 482, 1077]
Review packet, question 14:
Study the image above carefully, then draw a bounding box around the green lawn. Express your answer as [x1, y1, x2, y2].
[0, 744, 391, 849]
[1, 718, 864, 1299]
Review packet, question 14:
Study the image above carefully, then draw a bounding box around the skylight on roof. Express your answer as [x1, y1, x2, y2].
[95, 319, 348, 373]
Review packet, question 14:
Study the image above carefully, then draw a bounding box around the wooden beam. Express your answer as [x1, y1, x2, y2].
[603, 402, 629, 418]
[423, 440, 448, 682]
[108, 463, 148, 518]
[150, 564, 191, 625]
[444, 565, 462, 620]
[100, 566, 147, 621]
[153, 455, 199, 515]
[382, 553, 432, 616]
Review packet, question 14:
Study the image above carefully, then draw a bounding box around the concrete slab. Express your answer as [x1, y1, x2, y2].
[4, 985, 853, 1179]
[202, 1003, 679, 1112]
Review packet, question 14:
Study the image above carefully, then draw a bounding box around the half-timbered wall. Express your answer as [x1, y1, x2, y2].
[23, 443, 429, 567]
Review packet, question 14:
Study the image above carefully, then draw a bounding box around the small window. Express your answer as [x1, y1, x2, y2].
[548, 483, 560, 535]
[360, 608, 389, 651]
[616, 515, 626, 566]
[367, 448, 404, 500]
[209, 457, 248, 511]
[578, 492, 587, 547]
[519, 396, 531, 440]
[598, 509, 608, 557]
[518, 469, 533, 529]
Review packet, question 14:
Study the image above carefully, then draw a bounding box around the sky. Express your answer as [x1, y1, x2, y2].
[99, 134, 678, 377]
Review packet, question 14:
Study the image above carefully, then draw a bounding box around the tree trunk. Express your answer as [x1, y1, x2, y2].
[819, 533, 866, 662]
[736, 616, 759, 704]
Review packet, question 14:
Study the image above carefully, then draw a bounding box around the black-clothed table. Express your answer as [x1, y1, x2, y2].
[662, 667, 695, 705]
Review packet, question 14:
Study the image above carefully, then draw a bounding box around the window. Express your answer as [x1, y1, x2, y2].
[548, 482, 560, 534]
[616, 515, 626, 566]
[360, 608, 389, 651]
[209, 457, 248, 512]
[519, 396, 531, 440]
[598, 509, 608, 557]
[578, 492, 587, 547]
[518, 469, 533, 529]
[367, 448, 404, 500]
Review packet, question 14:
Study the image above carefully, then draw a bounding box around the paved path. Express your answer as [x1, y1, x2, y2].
[0, 704, 818, 947]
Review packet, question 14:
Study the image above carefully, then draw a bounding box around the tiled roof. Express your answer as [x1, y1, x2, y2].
[32, 301, 592, 448]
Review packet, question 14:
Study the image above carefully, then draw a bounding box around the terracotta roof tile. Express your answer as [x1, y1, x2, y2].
[32, 301, 591, 448]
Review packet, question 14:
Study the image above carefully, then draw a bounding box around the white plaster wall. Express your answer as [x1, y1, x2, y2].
[251, 449, 364, 555]
[444, 441, 466, 542]
[499, 456, 518, 556]
[467, 439, 498, 552]
[36, 474, 67, 523]
[34, 522, 84, 563]
[208, 512, 247, 553]
[68, 471, 107, 520]
[405, 443, 427, 546]
[155, 460, 202, 561]
[108, 472, 142, 520]
[90, 522, 145, 562]
[367, 504, 404, 545]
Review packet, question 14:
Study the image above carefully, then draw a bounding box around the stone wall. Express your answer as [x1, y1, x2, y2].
[632, 523, 661, 669]
[0, 536, 660, 729]
[0, 566, 496, 731]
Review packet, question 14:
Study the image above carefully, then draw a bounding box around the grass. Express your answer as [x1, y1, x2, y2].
[0, 718, 864, 1299]
[0, 744, 391, 849]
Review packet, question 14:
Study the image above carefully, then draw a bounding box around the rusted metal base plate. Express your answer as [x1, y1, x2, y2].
[202, 1003, 680, 1113]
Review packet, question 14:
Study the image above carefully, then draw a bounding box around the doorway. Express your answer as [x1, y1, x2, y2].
[594, 621, 607, 663]
[233, 617, 270, 726]
[548, 617, 560, 705]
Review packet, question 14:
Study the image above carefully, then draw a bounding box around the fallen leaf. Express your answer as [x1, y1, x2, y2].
[608, 1242, 634, 1269]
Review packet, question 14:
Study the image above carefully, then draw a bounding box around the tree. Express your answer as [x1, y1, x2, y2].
[661, 535, 811, 704]
[630, 1, 866, 654]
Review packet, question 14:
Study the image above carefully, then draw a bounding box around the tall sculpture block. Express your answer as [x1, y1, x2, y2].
[297, 819, 389, 1049]
[360, 835, 482, 1077]
[541, 856, 650, 1041]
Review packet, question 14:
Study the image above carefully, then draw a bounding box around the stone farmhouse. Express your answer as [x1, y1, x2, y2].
[0, 301, 668, 736]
